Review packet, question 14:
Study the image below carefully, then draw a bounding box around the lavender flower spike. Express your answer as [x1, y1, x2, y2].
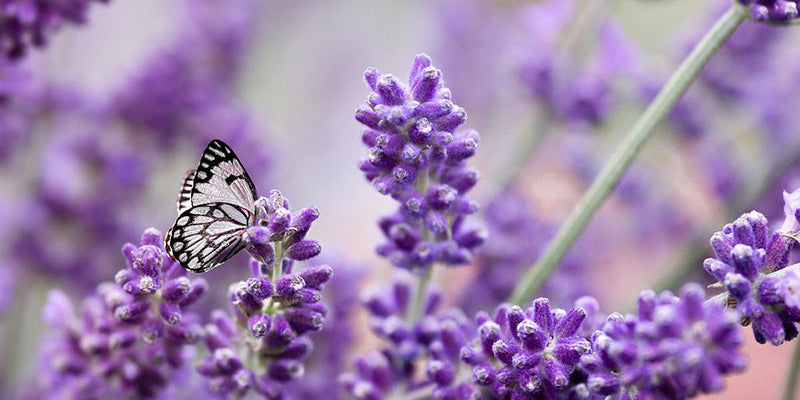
[357, 54, 486, 271]
[703, 188, 800, 345]
[737, 0, 799, 23]
[581, 284, 746, 399]
[198, 190, 333, 399]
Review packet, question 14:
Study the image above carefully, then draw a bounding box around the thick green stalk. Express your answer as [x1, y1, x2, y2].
[508, 5, 748, 305]
[783, 340, 800, 400]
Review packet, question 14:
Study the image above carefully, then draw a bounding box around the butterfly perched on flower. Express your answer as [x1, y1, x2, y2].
[165, 140, 257, 272]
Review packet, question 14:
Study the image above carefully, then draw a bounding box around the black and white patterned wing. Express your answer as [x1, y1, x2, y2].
[177, 169, 196, 214]
[191, 140, 257, 211]
[165, 202, 253, 272]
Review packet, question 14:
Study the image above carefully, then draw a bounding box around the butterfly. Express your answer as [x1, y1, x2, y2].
[164, 139, 258, 272]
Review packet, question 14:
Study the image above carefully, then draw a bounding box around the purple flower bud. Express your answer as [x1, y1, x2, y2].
[246, 276, 273, 299]
[265, 315, 296, 350]
[248, 314, 272, 338]
[159, 302, 182, 325]
[114, 299, 151, 323]
[286, 240, 321, 261]
[179, 278, 208, 308]
[268, 359, 305, 382]
[284, 307, 324, 334]
[290, 207, 319, 232]
[298, 265, 333, 289]
[356, 106, 382, 130]
[162, 276, 191, 303]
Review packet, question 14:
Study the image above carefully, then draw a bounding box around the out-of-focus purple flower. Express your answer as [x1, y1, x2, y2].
[111, 0, 270, 178]
[198, 191, 332, 399]
[357, 54, 485, 272]
[703, 189, 800, 345]
[459, 189, 551, 314]
[517, 0, 638, 126]
[340, 273, 476, 399]
[461, 298, 591, 399]
[12, 130, 147, 290]
[0, 60, 41, 161]
[581, 284, 746, 399]
[737, 0, 799, 24]
[36, 228, 206, 398]
[0, 0, 109, 60]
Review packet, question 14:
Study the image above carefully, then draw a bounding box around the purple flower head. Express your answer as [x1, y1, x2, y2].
[737, 0, 799, 24]
[245, 189, 322, 269]
[199, 191, 333, 398]
[0, 0, 109, 60]
[703, 189, 800, 345]
[581, 284, 746, 399]
[341, 273, 476, 399]
[358, 54, 485, 272]
[461, 298, 591, 399]
[36, 228, 206, 398]
[517, 0, 638, 126]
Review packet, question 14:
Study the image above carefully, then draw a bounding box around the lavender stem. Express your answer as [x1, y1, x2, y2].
[783, 340, 800, 400]
[508, 5, 747, 305]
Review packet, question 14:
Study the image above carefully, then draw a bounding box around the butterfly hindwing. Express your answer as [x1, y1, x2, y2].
[191, 139, 257, 211]
[177, 169, 196, 214]
[166, 202, 254, 272]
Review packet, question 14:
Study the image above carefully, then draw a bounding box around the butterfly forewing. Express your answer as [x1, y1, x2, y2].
[177, 169, 196, 214]
[191, 140, 258, 211]
[166, 202, 253, 272]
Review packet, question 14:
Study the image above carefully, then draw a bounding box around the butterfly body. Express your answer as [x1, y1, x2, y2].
[165, 140, 258, 272]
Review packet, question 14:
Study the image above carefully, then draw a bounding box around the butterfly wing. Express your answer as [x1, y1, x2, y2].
[165, 202, 254, 272]
[177, 169, 196, 214]
[191, 139, 257, 211]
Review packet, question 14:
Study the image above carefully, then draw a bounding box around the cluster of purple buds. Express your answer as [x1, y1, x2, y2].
[37, 228, 206, 398]
[581, 284, 747, 399]
[356, 53, 486, 271]
[517, 0, 637, 126]
[703, 190, 800, 345]
[197, 191, 333, 398]
[461, 298, 590, 399]
[737, 0, 799, 23]
[0, 0, 109, 60]
[341, 275, 476, 399]
[244, 189, 322, 269]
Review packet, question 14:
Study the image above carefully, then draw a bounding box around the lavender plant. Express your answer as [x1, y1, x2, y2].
[7, 1, 800, 399]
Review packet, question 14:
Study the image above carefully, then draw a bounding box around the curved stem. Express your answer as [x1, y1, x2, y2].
[783, 340, 800, 400]
[508, 5, 748, 305]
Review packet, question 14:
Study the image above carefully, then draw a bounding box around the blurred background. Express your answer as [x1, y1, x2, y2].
[1, 0, 799, 398]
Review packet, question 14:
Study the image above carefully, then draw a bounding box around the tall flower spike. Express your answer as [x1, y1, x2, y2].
[703, 188, 800, 345]
[357, 54, 486, 272]
[198, 190, 333, 399]
[581, 284, 747, 399]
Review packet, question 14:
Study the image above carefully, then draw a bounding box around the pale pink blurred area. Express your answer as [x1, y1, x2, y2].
[701, 338, 799, 400]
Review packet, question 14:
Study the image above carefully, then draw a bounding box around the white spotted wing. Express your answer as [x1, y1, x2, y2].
[165, 140, 257, 272]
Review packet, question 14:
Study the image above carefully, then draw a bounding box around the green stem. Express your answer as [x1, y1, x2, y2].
[406, 266, 433, 325]
[508, 5, 747, 306]
[783, 340, 800, 400]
